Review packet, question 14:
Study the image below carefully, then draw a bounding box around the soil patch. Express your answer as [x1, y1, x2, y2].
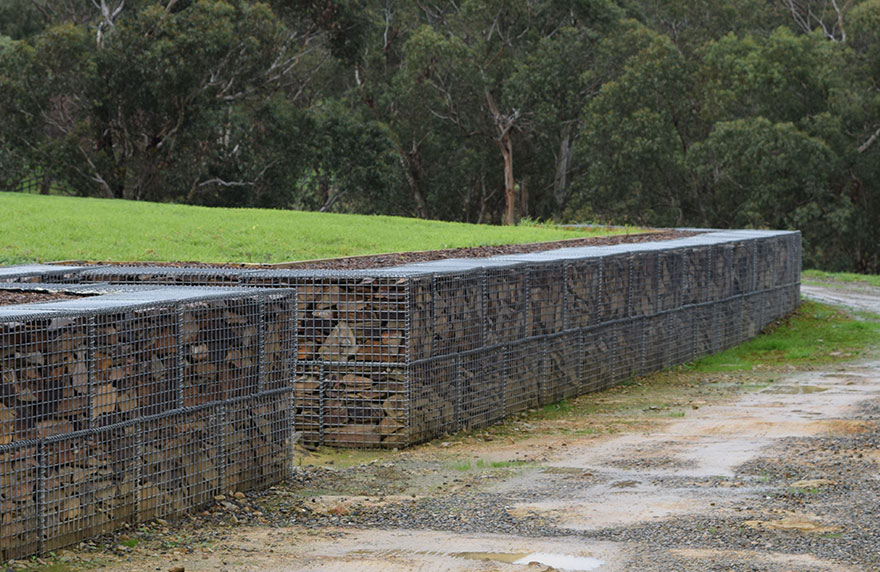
[0, 290, 82, 306]
[53, 229, 697, 270]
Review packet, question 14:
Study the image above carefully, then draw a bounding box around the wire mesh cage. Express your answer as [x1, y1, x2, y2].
[544, 331, 583, 403]
[525, 262, 566, 337]
[613, 318, 644, 382]
[599, 253, 630, 322]
[0, 442, 39, 561]
[485, 266, 527, 345]
[668, 307, 696, 367]
[504, 339, 544, 415]
[683, 247, 711, 306]
[564, 258, 601, 330]
[581, 323, 616, 394]
[643, 313, 673, 373]
[657, 250, 683, 312]
[223, 390, 292, 493]
[631, 252, 659, 318]
[458, 347, 506, 431]
[433, 271, 485, 356]
[408, 355, 458, 445]
[139, 406, 221, 523]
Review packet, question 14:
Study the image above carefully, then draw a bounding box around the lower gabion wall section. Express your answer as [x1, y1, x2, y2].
[0, 289, 294, 560]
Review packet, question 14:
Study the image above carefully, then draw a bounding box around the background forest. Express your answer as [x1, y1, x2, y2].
[1, 0, 878, 271]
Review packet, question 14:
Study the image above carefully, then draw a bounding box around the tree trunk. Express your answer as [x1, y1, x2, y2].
[554, 127, 572, 209]
[396, 142, 428, 219]
[520, 176, 529, 219]
[500, 132, 516, 226]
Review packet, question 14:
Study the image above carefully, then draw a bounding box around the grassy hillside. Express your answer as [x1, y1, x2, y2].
[0, 193, 627, 265]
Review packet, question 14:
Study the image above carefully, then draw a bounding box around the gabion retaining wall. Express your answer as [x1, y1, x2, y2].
[0, 288, 294, 560]
[16, 229, 802, 449]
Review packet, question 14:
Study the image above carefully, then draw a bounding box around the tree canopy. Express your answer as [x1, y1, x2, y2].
[2, 0, 879, 271]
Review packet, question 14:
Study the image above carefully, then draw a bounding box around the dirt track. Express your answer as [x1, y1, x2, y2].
[25, 284, 880, 572]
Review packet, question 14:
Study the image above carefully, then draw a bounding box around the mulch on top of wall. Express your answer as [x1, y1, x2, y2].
[58, 229, 699, 271]
[0, 290, 82, 306]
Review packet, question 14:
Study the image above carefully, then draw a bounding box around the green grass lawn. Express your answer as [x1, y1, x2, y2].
[688, 300, 880, 372]
[0, 193, 630, 265]
[803, 269, 880, 288]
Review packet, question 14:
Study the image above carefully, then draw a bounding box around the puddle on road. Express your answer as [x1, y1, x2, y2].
[456, 551, 604, 570]
[351, 549, 605, 570]
[765, 385, 830, 394]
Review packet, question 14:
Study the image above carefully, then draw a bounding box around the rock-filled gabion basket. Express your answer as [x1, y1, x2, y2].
[0, 287, 294, 560]
[10, 229, 801, 451]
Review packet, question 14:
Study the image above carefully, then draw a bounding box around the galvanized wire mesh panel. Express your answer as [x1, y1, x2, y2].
[140, 406, 220, 522]
[409, 276, 433, 361]
[0, 315, 91, 444]
[504, 340, 544, 415]
[434, 272, 484, 356]
[181, 297, 261, 404]
[458, 348, 506, 430]
[292, 363, 321, 445]
[582, 324, 615, 393]
[783, 284, 800, 314]
[643, 313, 672, 372]
[711, 245, 733, 301]
[694, 304, 721, 358]
[321, 364, 407, 448]
[720, 298, 744, 350]
[263, 293, 296, 391]
[613, 319, 643, 381]
[731, 241, 755, 295]
[742, 293, 764, 339]
[485, 267, 526, 345]
[565, 258, 601, 329]
[94, 307, 178, 423]
[600, 254, 630, 322]
[43, 426, 138, 551]
[409, 356, 457, 444]
[296, 276, 410, 365]
[224, 391, 291, 492]
[657, 251, 683, 312]
[544, 331, 582, 402]
[683, 247, 710, 305]
[668, 308, 696, 366]
[630, 252, 659, 317]
[0, 443, 39, 561]
[756, 240, 775, 291]
[526, 263, 565, 337]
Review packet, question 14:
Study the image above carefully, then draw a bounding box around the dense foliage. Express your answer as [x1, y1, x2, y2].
[1, 0, 879, 271]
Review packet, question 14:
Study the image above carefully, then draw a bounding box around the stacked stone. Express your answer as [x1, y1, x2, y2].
[0, 288, 294, 560]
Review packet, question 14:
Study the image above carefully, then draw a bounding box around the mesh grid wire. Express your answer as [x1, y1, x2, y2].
[321, 364, 407, 448]
[544, 331, 583, 402]
[223, 391, 292, 493]
[711, 244, 734, 301]
[93, 307, 178, 423]
[657, 250, 683, 312]
[743, 292, 764, 339]
[668, 308, 697, 367]
[408, 355, 458, 445]
[504, 339, 544, 415]
[720, 298, 745, 350]
[564, 258, 601, 330]
[683, 247, 711, 305]
[613, 319, 644, 382]
[581, 323, 616, 393]
[599, 254, 630, 322]
[43, 426, 138, 552]
[0, 266, 89, 285]
[181, 296, 261, 405]
[0, 443, 39, 561]
[485, 266, 526, 345]
[694, 303, 722, 359]
[139, 406, 221, 522]
[643, 313, 672, 373]
[526, 263, 566, 337]
[731, 241, 755, 296]
[408, 276, 433, 361]
[0, 315, 91, 444]
[293, 276, 410, 366]
[433, 271, 484, 356]
[0, 289, 296, 558]
[458, 347, 506, 431]
[292, 362, 322, 445]
[630, 252, 659, 318]
[263, 293, 296, 391]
